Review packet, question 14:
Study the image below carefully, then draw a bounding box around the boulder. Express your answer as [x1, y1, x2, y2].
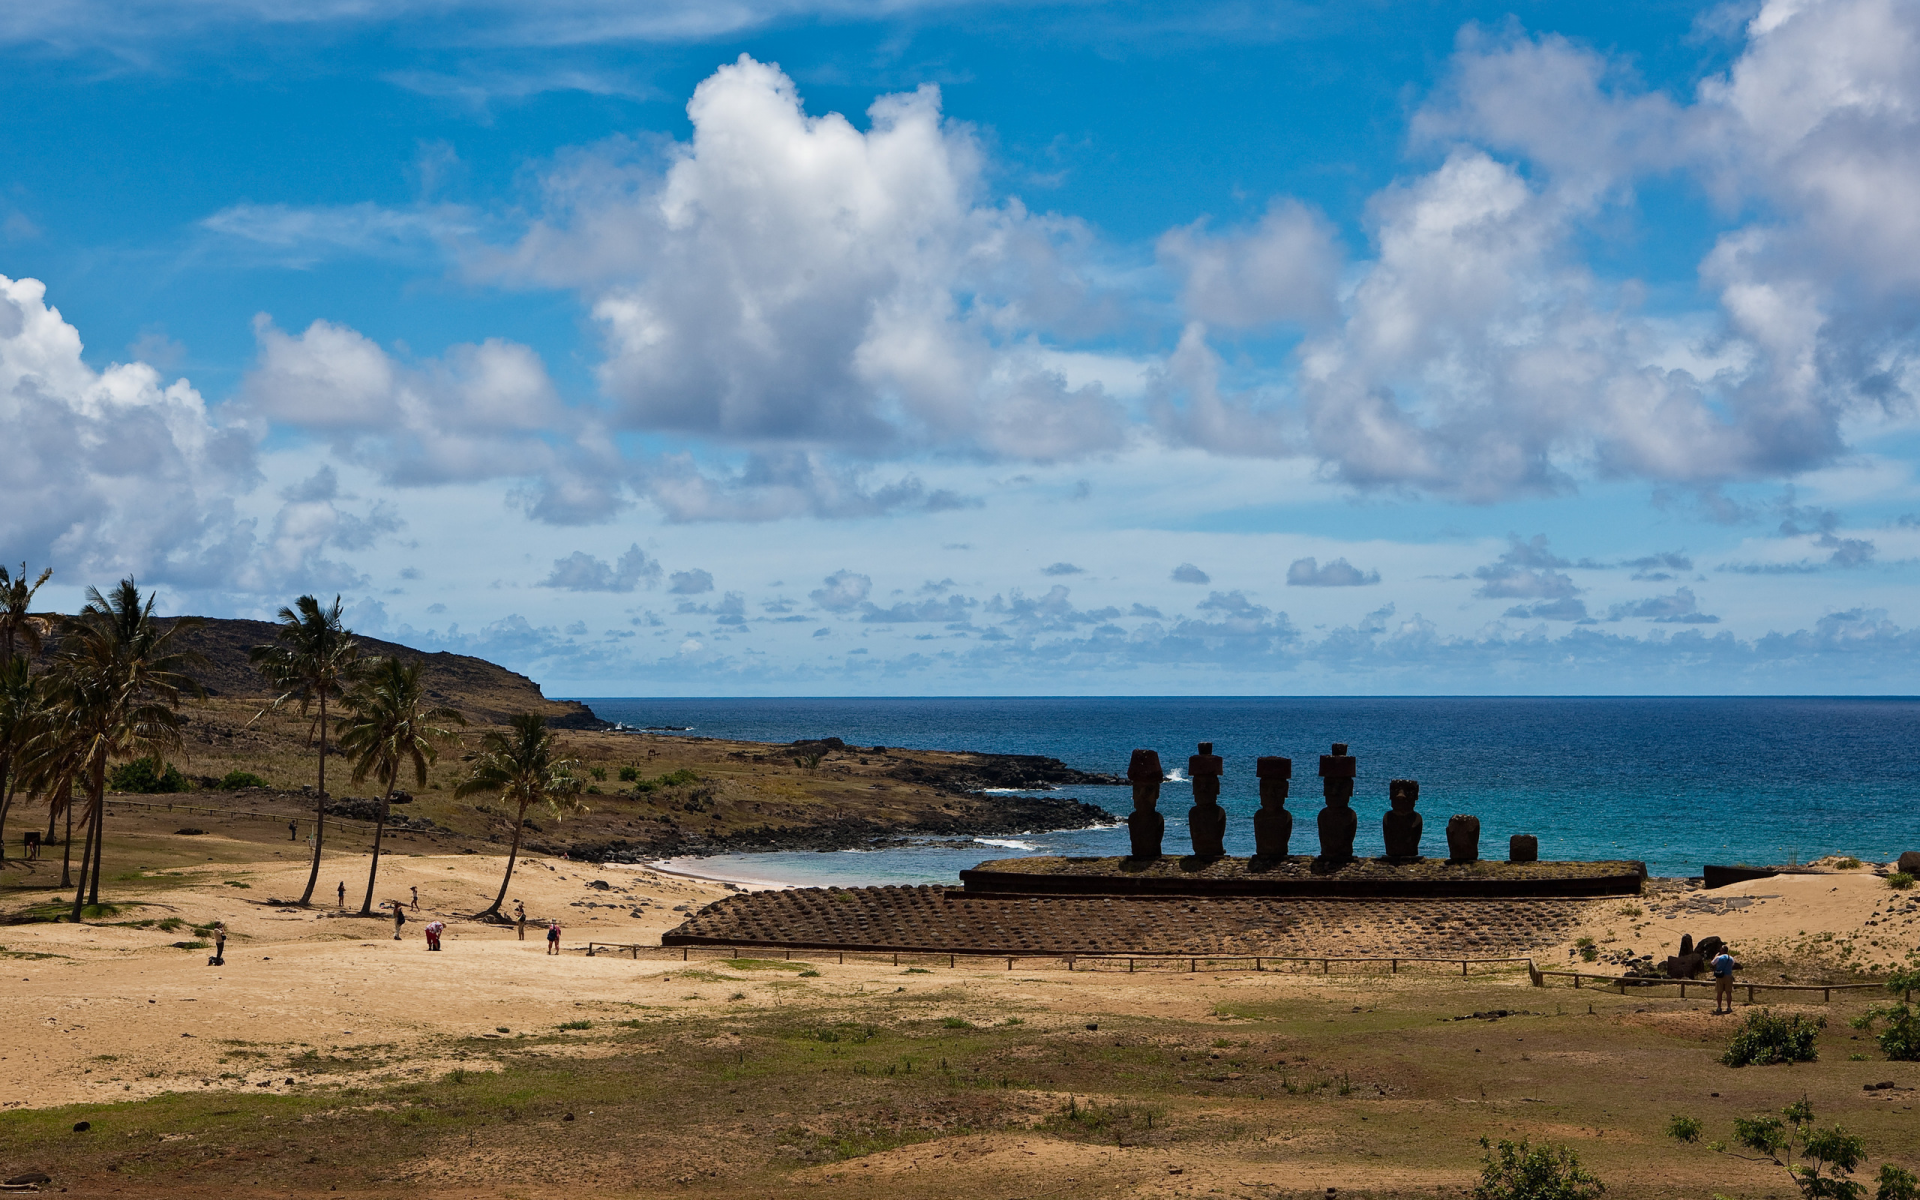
[1898, 850, 1920, 876]
[1509, 834, 1538, 863]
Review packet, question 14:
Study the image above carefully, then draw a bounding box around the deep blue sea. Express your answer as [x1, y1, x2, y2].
[575, 697, 1920, 885]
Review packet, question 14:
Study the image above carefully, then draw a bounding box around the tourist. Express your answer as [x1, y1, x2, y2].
[1711, 946, 1739, 1013]
[424, 920, 445, 951]
[392, 900, 407, 941]
[546, 921, 561, 955]
[514, 900, 526, 941]
[288, 820, 297, 841]
[210, 921, 226, 966]
[337, 880, 345, 910]
[410, 886, 419, 912]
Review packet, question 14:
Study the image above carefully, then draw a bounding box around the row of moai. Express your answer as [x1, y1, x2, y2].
[1125, 742, 1539, 865]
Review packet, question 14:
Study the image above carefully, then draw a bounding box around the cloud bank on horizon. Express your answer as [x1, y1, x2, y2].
[4, 0, 1920, 693]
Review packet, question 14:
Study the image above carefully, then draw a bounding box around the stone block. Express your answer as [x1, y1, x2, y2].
[1509, 834, 1538, 863]
[1256, 756, 1292, 779]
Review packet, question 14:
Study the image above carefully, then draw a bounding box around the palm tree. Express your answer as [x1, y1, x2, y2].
[44, 579, 203, 920]
[0, 563, 51, 862]
[336, 656, 463, 916]
[0, 562, 52, 671]
[0, 659, 47, 862]
[249, 596, 360, 906]
[454, 712, 586, 921]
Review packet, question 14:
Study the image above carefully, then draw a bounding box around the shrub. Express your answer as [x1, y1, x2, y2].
[940, 1017, 972, 1029]
[1889, 873, 1916, 891]
[1835, 857, 1862, 870]
[557, 1020, 591, 1031]
[1723, 1009, 1822, 1067]
[108, 757, 189, 794]
[1472, 1138, 1604, 1200]
[618, 766, 638, 782]
[1667, 1115, 1703, 1144]
[216, 770, 270, 789]
[1880, 1165, 1919, 1200]
[1851, 968, 1920, 1062]
[589, 767, 606, 781]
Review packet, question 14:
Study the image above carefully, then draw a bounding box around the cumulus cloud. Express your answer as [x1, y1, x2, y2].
[1041, 562, 1083, 576]
[1286, 556, 1380, 587]
[240, 315, 624, 523]
[1503, 597, 1590, 621]
[0, 273, 260, 586]
[1472, 535, 1579, 600]
[540, 544, 662, 592]
[1171, 562, 1211, 584]
[667, 567, 714, 594]
[1157, 199, 1342, 328]
[1608, 587, 1720, 623]
[488, 55, 1126, 462]
[1156, 0, 1920, 500]
[641, 450, 976, 523]
[809, 569, 872, 612]
[860, 594, 976, 624]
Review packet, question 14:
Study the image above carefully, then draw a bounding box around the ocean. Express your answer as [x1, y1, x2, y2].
[576, 696, 1920, 885]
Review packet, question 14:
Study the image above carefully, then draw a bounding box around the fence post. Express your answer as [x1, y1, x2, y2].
[1824, 987, 1831, 1003]
[1460, 960, 1467, 977]
[1391, 959, 1398, 974]
[1573, 973, 1580, 989]
[683, 947, 688, 961]
[950, 954, 955, 969]
[1007, 958, 1013, 971]
[1128, 958, 1134, 974]
[1747, 984, 1755, 1004]
[1190, 958, 1197, 973]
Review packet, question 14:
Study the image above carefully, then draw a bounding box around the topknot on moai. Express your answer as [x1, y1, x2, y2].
[1381, 778, 1422, 860]
[1252, 756, 1293, 860]
[1187, 742, 1226, 859]
[1315, 744, 1358, 864]
[1125, 749, 1165, 860]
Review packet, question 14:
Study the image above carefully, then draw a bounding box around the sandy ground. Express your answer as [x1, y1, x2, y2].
[3, 847, 1913, 1116]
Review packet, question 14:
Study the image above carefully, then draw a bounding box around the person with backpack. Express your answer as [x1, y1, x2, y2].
[391, 900, 407, 941]
[1711, 945, 1740, 1013]
[209, 921, 227, 966]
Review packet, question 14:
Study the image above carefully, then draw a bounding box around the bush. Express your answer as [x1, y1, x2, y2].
[108, 757, 189, 794]
[1667, 1115, 1702, 1144]
[216, 770, 270, 790]
[1835, 857, 1863, 870]
[1472, 1138, 1605, 1200]
[618, 766, 638, 782]
[1889, 873, 1916, 891]
[1880, 1165, 1919, 1200]
[1723, 1009, 1823, 1067]
[1851, 968, 1920, 1062]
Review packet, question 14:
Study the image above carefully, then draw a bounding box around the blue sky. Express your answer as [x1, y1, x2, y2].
[5, 0, 1920, 696]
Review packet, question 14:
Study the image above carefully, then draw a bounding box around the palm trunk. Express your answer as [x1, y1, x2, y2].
[358, 782, 391, 915]
[0, 751, 13, 864]
[69, 762, 99, 922]
[86, 758, 105, 908]
[58, 787, 72, 888]
[483, 799, 531, 919]
[298, 694, 327, 905]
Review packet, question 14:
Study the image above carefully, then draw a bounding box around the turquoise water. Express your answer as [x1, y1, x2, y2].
[579, 697, 1920, 883]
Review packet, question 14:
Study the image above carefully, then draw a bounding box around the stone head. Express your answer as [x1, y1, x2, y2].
[1389, 778, 1419, 812]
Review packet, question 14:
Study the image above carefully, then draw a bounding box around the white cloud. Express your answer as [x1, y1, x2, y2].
[1286, 556, 1380, 587]
[540, 544, 662, 592]
[1156, 199, 1342, 329]
[1170, 562, 1210, 584]
[667, 567, 714, 594]
[240, 315, 623, 523]
[487, 55, 1127, 461]
[0, 273, 259, 586]
[809, 569, 872, 611]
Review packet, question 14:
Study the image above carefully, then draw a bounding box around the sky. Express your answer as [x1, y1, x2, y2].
[4, 0, 1920, 696]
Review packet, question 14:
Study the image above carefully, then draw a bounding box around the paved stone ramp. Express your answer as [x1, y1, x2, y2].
[663, 885, 1591, 956]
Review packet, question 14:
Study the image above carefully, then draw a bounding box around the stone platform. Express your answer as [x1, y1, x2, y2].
[661, 884, 1594, 956]
[957, 855, 1645, 899]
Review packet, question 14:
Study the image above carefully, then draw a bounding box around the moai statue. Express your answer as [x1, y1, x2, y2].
[1381, 779, 1423, 860]
[1253, 756, 1293, 860]
[1510, 833, 1539, 863]
[1188, 742, 1226, 859]
[1315, 743, 1358, 864]
[1125, 749, 1165, 860]
[1445, 814, 1481, 863]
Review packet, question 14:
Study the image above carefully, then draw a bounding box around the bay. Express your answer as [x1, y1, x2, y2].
[577, 696, 1920, 883]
